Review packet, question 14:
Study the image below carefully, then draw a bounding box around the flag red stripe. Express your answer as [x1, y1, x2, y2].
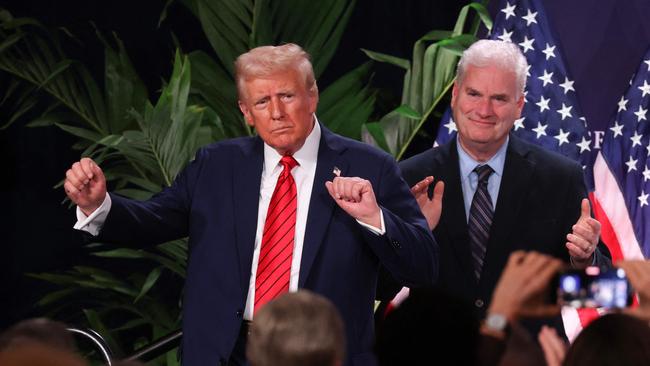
[589, 192, 624, 263]
[576, 308, 600, 329]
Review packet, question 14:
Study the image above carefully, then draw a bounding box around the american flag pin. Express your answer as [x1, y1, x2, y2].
[333, 166, 341, 177]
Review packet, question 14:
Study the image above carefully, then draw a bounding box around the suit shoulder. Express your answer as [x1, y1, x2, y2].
[335, 134, 395, 161]
[400, 147, 442, 169]
[514, 137, 582, 173]
[194, 136, 259, 160]
[399, 140, 451, 174]
[396, 144, 450, 186]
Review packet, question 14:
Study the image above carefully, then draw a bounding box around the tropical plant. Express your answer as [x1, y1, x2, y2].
[362, 1, 493, 160]
[171, 0, 377, 141]
[0, 14, 213, 364]
[0, 1, 376, 363]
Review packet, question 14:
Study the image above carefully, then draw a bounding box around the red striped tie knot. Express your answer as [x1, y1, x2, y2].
[280, 155, 298, 175]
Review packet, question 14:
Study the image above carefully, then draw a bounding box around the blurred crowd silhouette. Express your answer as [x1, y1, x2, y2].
[2, 253, 650, 366]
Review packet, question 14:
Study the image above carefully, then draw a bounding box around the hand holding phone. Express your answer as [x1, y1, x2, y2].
[616, 261, 650, 320]
[489, 251, 563, 322]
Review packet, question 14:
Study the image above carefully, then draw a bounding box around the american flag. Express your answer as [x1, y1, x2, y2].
[593, 49, 650, 262]
[573, 51, 649, 338]
[433, 0, 648, 339]
[436, 0, 593, 185]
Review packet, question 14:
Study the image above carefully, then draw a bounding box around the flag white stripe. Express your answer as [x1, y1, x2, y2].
[593, 152, 644, 260]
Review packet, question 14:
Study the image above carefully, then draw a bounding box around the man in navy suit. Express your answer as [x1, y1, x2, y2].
[64, 43, 438, 366]
[398, 40, 610, 332]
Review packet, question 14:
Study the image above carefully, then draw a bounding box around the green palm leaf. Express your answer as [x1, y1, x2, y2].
[0, 15, 150, 138]
[318, 62, 376, 139]
[361, 2, 492, 160]
[269, 0, 355, 77]
[0, 21, 105, 132]
[188, 50, 249, 139]
[116, 51, 210, 186]
[184, 0, 368, 139]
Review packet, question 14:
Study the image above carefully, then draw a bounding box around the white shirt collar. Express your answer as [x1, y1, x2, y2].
[262, 116, 321, 176]
[457, 135, 509, 181]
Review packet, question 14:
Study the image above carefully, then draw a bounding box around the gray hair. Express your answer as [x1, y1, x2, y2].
[456, 39, 528, 97]
[234, 43, 317, 100]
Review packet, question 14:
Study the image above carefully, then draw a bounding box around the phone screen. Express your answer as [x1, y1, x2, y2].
[557, 267, 632, 309]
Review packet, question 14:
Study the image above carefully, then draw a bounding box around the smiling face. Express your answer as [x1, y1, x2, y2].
[238, 69, 318, 156]
[451, 64, 524, 161]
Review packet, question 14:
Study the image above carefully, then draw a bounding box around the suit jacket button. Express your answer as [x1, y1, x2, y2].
[236, 309, 243, 318]
[392, 240, 402, 249]
[475, 299, 484, 308]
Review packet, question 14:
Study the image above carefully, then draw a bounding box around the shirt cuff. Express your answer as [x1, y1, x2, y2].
[570, 252, 597, 267]
[356, 209, 386, 235]
[73, 194, 112, 236]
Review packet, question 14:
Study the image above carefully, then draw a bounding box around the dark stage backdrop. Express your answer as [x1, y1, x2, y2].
[2, 0, 649, 328]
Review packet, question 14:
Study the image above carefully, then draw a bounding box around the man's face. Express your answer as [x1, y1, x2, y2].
[238, 69, 318, 156]
[451, 64, 524, 159]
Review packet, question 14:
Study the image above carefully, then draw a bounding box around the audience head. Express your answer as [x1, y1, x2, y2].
[0, 342, 87, 366]
[563, 313, 650, 366]
[0, 318, 76, 352]
[375, 287, 480, 366]
[247, 290, 346, 366]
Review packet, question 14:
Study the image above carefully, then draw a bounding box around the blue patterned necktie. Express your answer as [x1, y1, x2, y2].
[469, 165, 494, 281]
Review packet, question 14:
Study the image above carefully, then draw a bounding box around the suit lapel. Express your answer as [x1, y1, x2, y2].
[233, 138, 264, 290]
[482, 136, 535, 284]
[437, 139, 474, 281]
[299, 127, 346, 287]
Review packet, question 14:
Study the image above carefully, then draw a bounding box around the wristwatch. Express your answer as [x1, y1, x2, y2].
[485, 313, 509, 333]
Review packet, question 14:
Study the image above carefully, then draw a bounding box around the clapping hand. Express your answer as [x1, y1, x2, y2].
[409, 176, 444, 230]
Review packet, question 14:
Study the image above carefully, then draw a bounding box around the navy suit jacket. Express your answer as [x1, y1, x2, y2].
[98, 125, 438, 366]
[398, 134, 610, 317]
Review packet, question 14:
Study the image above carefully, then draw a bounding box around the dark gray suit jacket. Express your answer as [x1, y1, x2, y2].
[397, 134, 611, 317]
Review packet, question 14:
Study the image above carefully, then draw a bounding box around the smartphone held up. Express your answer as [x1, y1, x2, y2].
[556, 266, 634, 309]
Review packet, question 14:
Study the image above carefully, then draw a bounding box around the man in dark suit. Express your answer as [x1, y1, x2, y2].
[63, 44, 438, 366]
[398, 40, 610, 330]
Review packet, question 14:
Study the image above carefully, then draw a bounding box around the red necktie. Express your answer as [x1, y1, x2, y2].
[254, 156, 299, 313]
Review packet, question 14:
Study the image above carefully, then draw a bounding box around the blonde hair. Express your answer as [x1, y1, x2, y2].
[234, 43, 317, 99]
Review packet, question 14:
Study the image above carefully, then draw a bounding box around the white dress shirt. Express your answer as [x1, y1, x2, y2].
[243, 121, 321, 319]
[457, 136, 508, 222]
